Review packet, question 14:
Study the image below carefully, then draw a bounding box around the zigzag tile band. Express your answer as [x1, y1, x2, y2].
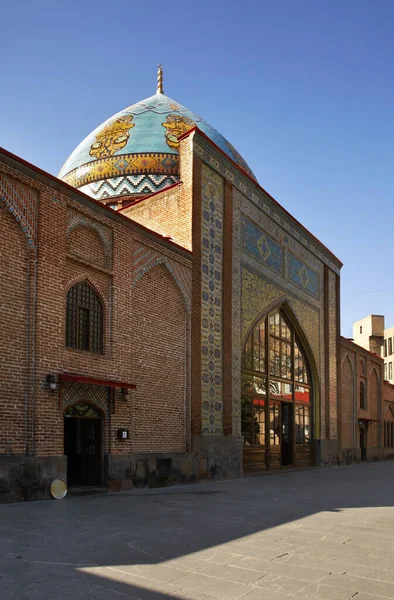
[79, 174, 179, 200]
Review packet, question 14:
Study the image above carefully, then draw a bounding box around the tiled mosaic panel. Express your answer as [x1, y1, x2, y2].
[80, 174, 178, 200]
[201, 164, 224, 434]
[288, 253, 319, 298]
[240, 212, 320, 300]
[59, 93, 256, 203]
[328, 269, 338, 439]
[241, 267, 322, 438]
[62, 153, 179, 189]
[236, 187, 326, 437]
[232, 193, 242, 435]
[241, 268, 284, 341]
[241, 267, 320, 372]
[241, 216, 284, 274]
[194, 140, 340, 275]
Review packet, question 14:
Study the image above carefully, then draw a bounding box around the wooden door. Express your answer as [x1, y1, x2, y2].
[80, 419, 102, 486]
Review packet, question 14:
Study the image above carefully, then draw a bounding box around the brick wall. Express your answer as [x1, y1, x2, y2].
[121, 135, 197, 253]
[340, 353, 355, 449]
[68, 225, 108, 269]
[131, 264, 187, 452]
[340, 337, 383, 461]
[383, 381, 394, 454]
[122, 184, 192, 251]
[0, 151, 192, 471]
[0, 202, 29, 455]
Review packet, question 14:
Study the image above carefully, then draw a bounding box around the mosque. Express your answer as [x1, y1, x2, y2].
[0, 67, 390, 502]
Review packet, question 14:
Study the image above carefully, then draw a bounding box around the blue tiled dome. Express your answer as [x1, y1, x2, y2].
[58, 92, 256, 200]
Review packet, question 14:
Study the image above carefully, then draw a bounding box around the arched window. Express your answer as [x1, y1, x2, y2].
[241, 309, 312, 453]
[360, 380, 367, 410]
[66, 282, 103, 353]
[360, 359, 366, 376]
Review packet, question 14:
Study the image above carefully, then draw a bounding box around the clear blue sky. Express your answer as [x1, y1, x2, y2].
[1, 0, 393, 337]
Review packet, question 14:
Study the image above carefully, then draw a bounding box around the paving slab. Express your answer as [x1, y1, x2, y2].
[2, 461, 394, 599]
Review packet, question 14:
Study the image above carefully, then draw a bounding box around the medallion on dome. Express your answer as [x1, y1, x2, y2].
[162, 114, 195, 149]
[89, 115, 134, 159]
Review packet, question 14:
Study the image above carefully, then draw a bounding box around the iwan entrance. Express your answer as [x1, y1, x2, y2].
[64, 403, 103, 486]
[242, 309, 314, 473]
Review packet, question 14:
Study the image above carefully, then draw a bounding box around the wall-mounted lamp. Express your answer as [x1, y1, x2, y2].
[46, 373, 59, 392]
[117, 428, 129, 440]
[120, 388, 131, 401]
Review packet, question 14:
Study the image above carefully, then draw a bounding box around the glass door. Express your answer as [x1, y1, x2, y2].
[280, 403, 293, 466]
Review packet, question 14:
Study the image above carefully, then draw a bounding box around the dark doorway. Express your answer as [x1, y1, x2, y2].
[360, 426, 367, 462]
[64, 403, 103, 486]
[281, 403, 293, 466]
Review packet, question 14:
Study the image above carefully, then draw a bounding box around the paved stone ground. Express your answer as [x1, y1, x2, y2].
[2, 462, 394, 599]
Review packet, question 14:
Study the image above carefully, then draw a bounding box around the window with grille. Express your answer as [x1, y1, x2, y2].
[66, 282, 103, 353]
[384, 421, 394, 449]
[360, 380, 367, 410]
[295, 404, 311, 444]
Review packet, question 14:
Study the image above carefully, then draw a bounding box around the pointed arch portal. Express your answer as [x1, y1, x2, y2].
[242, 308, 315, 472]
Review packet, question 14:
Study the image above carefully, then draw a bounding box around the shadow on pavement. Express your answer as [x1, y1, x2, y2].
[1, 461, 393, 599]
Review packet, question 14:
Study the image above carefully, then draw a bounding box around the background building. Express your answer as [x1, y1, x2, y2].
[353, 315, 394, 383]
[340, 337, 383, 463]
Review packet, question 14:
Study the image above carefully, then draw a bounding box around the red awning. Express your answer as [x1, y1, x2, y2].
[59, 373, 136, 389]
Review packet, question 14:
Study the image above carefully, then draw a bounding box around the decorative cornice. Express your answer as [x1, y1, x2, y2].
[61, 153, 179, 188]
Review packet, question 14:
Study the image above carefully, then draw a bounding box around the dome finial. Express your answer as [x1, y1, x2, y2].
[157, 64, 164, 95]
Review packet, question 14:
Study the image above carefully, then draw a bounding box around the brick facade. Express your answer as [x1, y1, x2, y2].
[0, 198, 30, 456]
[4, 117, 391, 503]
[383, 381, 394, 457]
[0, 150, 193, 501]
[340, 337, 383, 462]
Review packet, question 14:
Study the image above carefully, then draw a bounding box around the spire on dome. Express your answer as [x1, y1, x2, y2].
[157, 64, 164, 95]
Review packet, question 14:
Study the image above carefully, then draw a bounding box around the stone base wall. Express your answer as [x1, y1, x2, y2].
[0, 437, 242, 503]
[342, 446, 385, 464]
[319, 440, 386, 465]
[108, 435, 243, 491]
[0, 456, 66, 503]
[192, 435, 243, 480]
[318, 439, 342, 466]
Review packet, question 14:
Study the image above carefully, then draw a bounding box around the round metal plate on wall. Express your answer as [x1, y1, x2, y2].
[50, 478, 67, 500]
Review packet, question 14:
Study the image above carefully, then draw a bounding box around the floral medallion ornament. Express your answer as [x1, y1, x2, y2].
[89, 115, 135, 159]
[162, 114, 195, 149]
